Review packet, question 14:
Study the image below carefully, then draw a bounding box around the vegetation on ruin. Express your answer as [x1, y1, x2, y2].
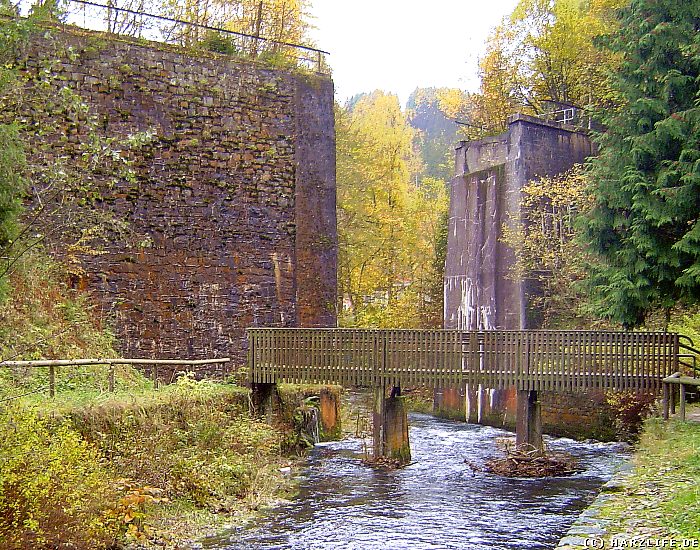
[500, 165, 599, 329]
[0, 9, 315, 550]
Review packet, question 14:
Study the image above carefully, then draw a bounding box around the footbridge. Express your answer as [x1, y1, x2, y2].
[248, 329, 697, 463]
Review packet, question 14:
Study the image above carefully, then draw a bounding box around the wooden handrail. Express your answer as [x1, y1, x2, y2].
[1, 357, 231, 397]
[662, 372, 699, 422]
[247, 328, 680, 392]
[0, 358, 230, 367]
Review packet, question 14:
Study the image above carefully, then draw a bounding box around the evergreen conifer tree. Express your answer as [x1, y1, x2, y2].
[581, 0, 700, 327]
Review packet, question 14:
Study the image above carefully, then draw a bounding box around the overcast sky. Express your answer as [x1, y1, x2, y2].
[308, 0, 521, 107]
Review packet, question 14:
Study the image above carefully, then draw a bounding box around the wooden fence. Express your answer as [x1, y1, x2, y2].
[248, 329, 681, 392]
[1, 357, 231, 397]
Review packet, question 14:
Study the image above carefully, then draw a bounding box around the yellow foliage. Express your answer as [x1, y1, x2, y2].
[336, 93, 448, 328]
[161, 0, 314, 52]
[0, 405, 119, 549]
[501, 165, 599, 328]
[467, 0, 628, 134]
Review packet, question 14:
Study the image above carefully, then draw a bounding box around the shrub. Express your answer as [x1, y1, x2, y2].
[604, 390, 656, 441]
[0, 404, 118, 549]
[200, 31, 238, 55]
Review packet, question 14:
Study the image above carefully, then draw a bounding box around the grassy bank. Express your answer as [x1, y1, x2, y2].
[0, 253, 345, 549]
[0, 377, 314, 549]
[596, 412, 700, 543]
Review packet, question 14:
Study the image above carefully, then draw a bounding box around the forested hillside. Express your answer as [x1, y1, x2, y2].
[335, 90, 451, 328]
[335, 0, 699, 335]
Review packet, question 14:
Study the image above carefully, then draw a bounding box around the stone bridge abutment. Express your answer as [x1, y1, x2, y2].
[440, 114, 601, 440]
[10, 25, 337, 378]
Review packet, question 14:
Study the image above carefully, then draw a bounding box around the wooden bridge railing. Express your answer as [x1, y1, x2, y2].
[248, 329, 680, 392]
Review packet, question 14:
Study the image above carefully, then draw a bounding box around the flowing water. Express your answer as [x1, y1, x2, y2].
[204, 413, 626, 550]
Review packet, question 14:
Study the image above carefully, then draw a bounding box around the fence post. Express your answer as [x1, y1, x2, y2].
[248, 329, 255, 383]
[670, 382, 676, 415]
[108, 362, 115, 392]
[49, 365, 55, 398]
[673, 333, 680, 375]
[680, 383, 686, 421]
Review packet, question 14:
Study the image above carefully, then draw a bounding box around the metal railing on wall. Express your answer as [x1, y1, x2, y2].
[58, 0, 330, 74]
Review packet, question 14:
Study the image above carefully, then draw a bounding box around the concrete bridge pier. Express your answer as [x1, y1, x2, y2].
[251, 382, 279, 422]
[373, 385, 411, 465]
[516, 390, 543, 450]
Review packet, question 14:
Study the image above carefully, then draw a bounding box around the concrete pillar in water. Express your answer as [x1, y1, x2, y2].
[319, 387, 342, 441]
[373, 385, 411, 464]
[516, 389, 543, 450]
[433, 384, 466, 421]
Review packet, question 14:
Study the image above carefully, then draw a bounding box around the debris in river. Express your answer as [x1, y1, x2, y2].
[467, 443, 581, 478]
[362, 455, 406, 469]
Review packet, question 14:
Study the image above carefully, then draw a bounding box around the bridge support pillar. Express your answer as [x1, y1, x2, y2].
[319, 387, 342, 441]
[373, 385, 411, 465]
[516, 390, 543, 450]
[251, 382, 278, 422]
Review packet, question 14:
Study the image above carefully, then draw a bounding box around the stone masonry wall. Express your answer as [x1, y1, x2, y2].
[14, 26, 336, 374]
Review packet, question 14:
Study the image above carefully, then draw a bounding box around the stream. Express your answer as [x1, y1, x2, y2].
[204, 413, 626, 550]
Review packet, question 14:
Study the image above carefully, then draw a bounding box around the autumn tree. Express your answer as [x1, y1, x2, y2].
[466, 0, 627, 136]
[502, 166, 602, 328]
[158, 0, 312, 54]
[580, 0, 700, 328]
[406, 87, 459, 182]
[336, 92, 448, 328]
[405, 87, 464, 325]
[472, 23, 527, 135]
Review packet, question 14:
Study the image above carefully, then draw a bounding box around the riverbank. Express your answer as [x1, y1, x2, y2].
[0, 377, 339, 550]
[557, 408, 700, 549]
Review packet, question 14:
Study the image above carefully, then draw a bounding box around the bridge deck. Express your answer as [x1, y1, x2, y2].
[248, 329, 680, 392]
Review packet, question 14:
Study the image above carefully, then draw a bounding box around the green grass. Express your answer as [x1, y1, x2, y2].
[0, 251, 337, 548]
[599, 412, 700, 542]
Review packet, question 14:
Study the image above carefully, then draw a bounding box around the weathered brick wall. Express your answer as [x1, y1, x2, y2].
[15, 27, 336, 373]
[540, 390, 616, 441]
